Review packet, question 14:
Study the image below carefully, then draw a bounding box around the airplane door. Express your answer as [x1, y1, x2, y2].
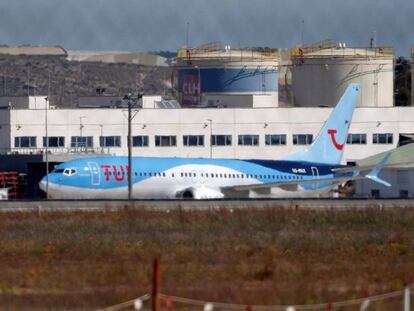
[88, 162, 100, 186]
[311, 166, 319, 189]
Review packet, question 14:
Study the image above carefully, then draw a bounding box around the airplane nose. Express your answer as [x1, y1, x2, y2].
[39, 177, 48, 192]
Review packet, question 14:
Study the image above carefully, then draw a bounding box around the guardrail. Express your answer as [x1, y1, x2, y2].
[176, 45, 279, 63]
[290, 46, 394, 59]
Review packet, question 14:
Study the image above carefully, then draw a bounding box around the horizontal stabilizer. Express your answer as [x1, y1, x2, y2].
[366, 175, 391, 187]
[331, 161, 414, 174]
[365, 152, 392, 187]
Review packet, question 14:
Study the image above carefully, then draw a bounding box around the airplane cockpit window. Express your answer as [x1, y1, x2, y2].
[63, 168, 77, 176]
[53, 169, 65, 173]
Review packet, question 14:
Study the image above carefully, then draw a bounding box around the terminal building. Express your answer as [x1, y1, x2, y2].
[0, 42, 412, 198]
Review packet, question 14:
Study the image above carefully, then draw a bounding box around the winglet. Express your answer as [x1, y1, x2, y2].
[366, 152, 392, 187]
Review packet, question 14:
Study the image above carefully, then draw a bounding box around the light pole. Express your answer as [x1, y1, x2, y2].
[207, 119, 212, 158]
[44, 96, 49, 199]
[123, 93, 143, 200]
[79, 116, 86, 151]
[79, 115, 86, 136]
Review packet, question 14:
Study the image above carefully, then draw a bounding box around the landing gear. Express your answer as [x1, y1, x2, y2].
[182, 190, 194, 199]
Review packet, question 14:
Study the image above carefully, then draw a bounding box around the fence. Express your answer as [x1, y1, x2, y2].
[99, 260, 412, 311]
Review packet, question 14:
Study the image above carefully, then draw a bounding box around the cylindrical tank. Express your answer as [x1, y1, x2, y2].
[412, 45, 414, 105]
[173, 42, 279, 108]
[291, 46, 394, 107]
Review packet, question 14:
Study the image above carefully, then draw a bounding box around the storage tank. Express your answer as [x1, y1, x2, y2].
[290, 41, 394, 107]
[173, 42, 279, 108]
[412, 45, 414, 105]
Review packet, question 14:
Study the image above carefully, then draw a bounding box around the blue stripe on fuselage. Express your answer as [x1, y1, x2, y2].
[46, 156, 349, 190]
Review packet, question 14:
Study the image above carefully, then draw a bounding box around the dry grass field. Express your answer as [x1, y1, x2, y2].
[0, 207, 413, 310]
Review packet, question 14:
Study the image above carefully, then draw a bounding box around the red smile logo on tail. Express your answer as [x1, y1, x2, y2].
[327, 129, 344, 150]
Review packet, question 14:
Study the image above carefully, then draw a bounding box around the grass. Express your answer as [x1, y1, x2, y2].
[0, 207, 413, 310]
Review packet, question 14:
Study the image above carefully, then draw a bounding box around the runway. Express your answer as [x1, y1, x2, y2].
[0, 198, 413, 212]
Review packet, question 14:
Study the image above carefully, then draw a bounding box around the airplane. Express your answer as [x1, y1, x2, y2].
[39, 83, 393, 199]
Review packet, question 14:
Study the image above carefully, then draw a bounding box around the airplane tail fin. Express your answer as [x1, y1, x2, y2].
[284, 83, 360, 164]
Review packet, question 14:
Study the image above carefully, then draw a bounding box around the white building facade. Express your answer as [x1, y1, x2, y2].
[1, 105, 413, 164]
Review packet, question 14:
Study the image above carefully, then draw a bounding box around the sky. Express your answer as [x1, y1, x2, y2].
[0, 0, 413, 56]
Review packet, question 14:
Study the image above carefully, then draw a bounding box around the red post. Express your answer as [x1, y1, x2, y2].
[166, 295, 173, 310]
[152, 259, 161, 311]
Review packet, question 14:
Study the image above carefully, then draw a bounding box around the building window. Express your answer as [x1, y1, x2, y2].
[133, 136, 149, 147]
[100, 136, 121, 147]
[293, 134, 313, 145]
[373, 133, 393, 144]
[371, 189, 380, 198]
[15, 136, 36, 148]
[183, 135, 204, 146]
[347, 133, 367, 144]
[155, 135, 176, 147]
[265, 134, 286, 145]
[71, 136, 93, 148]
[400, 190, 409, 198]
[211, 135, 232, 146]
[238, 135, 259, 146]
[43, 136, 65, 147]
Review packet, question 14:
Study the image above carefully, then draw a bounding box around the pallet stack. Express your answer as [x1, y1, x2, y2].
[0, 172, 27, 199]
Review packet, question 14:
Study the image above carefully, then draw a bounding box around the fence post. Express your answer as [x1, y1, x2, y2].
[404, 285, 410, 311]
[152, 259, 161, 311]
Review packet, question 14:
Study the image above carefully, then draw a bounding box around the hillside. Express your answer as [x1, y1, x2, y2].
[0, 55, 173, 108]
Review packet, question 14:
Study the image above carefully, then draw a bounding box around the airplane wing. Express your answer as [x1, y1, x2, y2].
[331, 161, 414, 174]
[225, 175, 365, 192]
[227, 152, 394, 192]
